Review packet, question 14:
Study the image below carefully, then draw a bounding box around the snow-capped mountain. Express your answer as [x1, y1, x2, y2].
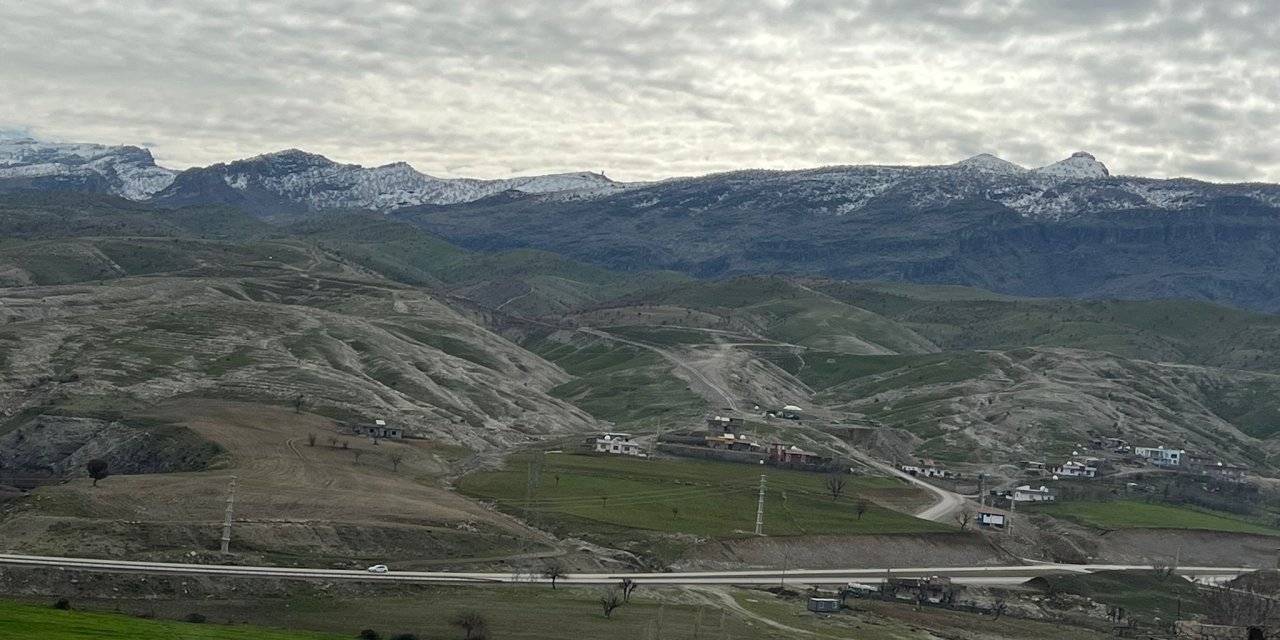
[150, 149, 625, 214]
[0, 137, 176, 199]
[1031, 151, 1110, 179]
[3, 137, 1277, 223]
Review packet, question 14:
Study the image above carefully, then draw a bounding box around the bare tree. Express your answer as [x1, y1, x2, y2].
[992, 598, 1008, 621]
[600, 588, 623, 618]
[450, 610, 488, 639]
[856, 500, 869, 520]
[671, 506, 680, 519]
[956, 511, 972, 531]
[620, 578, 639, 603]
[292, 393, 305, 414]
[352, 449, 364, 465]
[389, 452, 405, 472]
[825, 474, 847, 501]
[601, 496, 608, 509]
[328, 436, 339, 447]
[542, 560, 566, 589]
[341, 440, 349, 450]
[86, 459, 109, 487]
[306, 433, 316, 447]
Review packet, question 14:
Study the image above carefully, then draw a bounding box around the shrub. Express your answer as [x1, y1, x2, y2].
[391, 634, 419, 640]
[183, 613, 207, 624]
[358, 630, 381, 640]
[52, 598, 70, 610]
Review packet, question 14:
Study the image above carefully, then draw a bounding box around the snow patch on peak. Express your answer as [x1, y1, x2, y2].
[1033, 151, 1110, 180]
[0, 137, 175, 199]
[953, 153, 1027, 174]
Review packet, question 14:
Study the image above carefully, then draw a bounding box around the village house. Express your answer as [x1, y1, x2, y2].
[707, 415, 746, 433]
[1051, 460, 1098, 478]
[1186, 455, 1249, 483]
[595, 432, 642, 456]
[1135, 446, 1185, 467]
[355, 419, 403, 440]
[768, 443, 820, 465]
[705, 432, 760, 452]
[1091, 436, 1131, 453]
[977, 507, 1010, 529]
[1012, 484, 1056, 502]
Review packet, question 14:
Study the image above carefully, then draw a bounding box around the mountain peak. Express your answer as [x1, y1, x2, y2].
[1033, 151, 1109, 179]
[953, 153, 1027, 174]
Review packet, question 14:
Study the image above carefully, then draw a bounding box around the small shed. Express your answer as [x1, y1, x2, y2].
[977, 507, 1010, 529]
[807, 597, 842, 613]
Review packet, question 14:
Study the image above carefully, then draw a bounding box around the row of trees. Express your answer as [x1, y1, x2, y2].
[307, 433, 406, 471]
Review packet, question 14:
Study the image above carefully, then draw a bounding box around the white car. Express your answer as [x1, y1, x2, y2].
[366, 564, 389, 574]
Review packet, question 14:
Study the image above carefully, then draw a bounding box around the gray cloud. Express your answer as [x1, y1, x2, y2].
[1, 0, 1277, 182]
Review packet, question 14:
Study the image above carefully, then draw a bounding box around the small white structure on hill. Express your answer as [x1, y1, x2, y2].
[1012, 485, 1056, 502]
[595, 432, 642, 456]
[1135, 446, 1184, 467]
[1051, 460, 1098, 478]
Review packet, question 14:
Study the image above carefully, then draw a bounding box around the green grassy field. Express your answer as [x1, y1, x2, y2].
[458, 453, 948, 546]
[524, 337, 706, 424]
[5, 589, 766, 640]
[0, 601, 340, 640]
[1034, 500, 1280, 535]
[1039, 570, 1203, 626]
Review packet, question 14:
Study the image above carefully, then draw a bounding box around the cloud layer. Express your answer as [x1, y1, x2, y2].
[2, 0, 1277, 182]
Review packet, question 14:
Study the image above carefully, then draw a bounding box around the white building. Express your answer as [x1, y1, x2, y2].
[595, 433, 642, 456]
[1134, 446, 1184, 467]
[1012, 485, 1056, 502]
[1051, 460, 1098, 478]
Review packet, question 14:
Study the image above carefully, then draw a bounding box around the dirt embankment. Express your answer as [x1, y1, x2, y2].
[0, 565, 429, 602]
[674, 532, 1014, 570]
[1093, 530, 1280, 568]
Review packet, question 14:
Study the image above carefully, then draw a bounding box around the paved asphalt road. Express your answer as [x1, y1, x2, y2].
[0, 554, 1252, 587]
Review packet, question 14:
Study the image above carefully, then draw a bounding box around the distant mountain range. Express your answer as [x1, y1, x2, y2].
[5, 136, 1280, 311]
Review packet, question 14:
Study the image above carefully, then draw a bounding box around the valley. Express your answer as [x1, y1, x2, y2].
[3, 192, 1280, 637]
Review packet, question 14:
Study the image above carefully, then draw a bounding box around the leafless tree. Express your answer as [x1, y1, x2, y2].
[856, 500, 869, 520]
[601, 496, 608, 509]
[825, 474, 847, 501]
[306, 433, 316, 447]
[352, 449, 364, 465]
[341, 440, 349, 450]
[992, 598, 1008, 621]
[541, 560, 566, 589]
[389, 452, 405, 472]
[328, 436, 339, 447]
[956, 511, 972, 531]
[450, 610, 488, 639]
[600, 588, 623, 618]
[1202, 584, 1280, 627]
[671, 506, 680, 519]
[621, 578, 639, 603]
[292, 393, 305, 414]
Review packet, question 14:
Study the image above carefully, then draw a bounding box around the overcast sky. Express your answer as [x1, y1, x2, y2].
[2, 0, 1277, 182]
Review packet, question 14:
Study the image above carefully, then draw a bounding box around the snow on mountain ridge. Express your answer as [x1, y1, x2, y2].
[0, 137, 176, 199]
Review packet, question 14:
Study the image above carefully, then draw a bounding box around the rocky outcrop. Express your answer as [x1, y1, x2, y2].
[0, 415, 221, 485]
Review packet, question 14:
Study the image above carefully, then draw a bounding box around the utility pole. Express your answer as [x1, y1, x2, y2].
[219, 476, 237, 555]
[754, 474, 767, 536]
